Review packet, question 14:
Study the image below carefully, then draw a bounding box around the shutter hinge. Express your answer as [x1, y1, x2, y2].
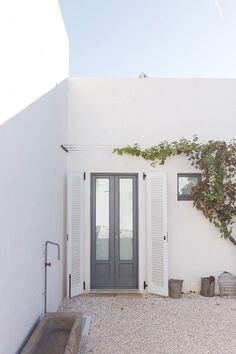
[144, 281, 148, 290]
[164, 232, 168, 241]
[67, 234, 69, 241]
[143, 172, 147, 181]
[83, 281, 86, 290]
[61, 144, 69, 153]
[83, 172, 86, 180]
[69, 274, 72, 299]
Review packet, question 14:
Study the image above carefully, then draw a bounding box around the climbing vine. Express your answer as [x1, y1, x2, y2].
[114, 136, 236, 244]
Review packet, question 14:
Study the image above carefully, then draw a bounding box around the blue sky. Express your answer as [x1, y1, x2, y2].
[59, 0, 236, 78]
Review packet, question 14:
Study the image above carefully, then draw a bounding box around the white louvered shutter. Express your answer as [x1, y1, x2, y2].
[67, 172, 84, 297]
[146, 172, 168, 296]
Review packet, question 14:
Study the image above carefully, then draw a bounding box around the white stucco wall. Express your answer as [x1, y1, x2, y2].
[0, 81, 68, 354]
[66, 77, 236, 294]
[2, 74, 235, 352]
[0, 2, 68, 352]
[0, 0, 69, 124]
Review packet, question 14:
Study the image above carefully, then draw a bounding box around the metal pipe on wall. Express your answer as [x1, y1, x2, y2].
[44, 241, 60, 314]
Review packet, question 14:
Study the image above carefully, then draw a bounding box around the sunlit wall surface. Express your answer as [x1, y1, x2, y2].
[0, 0, 69, 124]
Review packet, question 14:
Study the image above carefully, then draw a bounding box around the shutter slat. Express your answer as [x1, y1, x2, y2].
[147, 173, 168, 296]
[67, 172, 84, 297]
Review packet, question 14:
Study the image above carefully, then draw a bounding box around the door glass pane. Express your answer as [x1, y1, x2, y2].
[119, 179, 133, 260]
[96, 178, 109, 260]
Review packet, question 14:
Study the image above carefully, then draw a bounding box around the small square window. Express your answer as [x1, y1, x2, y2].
[177, 173, 202, 201]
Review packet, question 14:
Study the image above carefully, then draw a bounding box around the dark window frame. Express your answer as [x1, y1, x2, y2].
[177, 173, 202, 201]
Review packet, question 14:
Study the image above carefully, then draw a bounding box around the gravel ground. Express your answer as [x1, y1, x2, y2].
[58, 294, 236, 354]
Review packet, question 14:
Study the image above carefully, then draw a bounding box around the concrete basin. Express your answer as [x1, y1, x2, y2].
[21, 312, 83, 354]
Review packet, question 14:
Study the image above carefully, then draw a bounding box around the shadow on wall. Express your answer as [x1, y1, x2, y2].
[16, 317, 41, 354]
[0, 80, 68, 354]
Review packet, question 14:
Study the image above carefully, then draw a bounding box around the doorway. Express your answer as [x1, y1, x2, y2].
[91, 174, 138, 289]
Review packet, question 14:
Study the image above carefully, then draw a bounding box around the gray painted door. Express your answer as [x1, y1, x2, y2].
[91, 174, 138, 289]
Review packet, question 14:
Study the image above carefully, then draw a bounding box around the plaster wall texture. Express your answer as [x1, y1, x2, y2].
[66, 77, 236, 293]
[0, 1, 68, 352]
[0, 0, 69, 124]
[0, 81, 68, 354]
[1, 75, 236, 352]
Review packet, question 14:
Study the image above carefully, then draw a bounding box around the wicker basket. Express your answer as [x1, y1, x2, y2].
[218, 272, 236, 296]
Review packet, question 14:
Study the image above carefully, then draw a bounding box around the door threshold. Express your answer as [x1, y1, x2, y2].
[90, 289, 140, 294]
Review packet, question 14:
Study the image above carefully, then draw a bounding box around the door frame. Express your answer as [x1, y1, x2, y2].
[90, 173, 139, 289]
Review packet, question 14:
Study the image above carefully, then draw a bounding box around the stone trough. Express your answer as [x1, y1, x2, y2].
[20, 312, 83, 354]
